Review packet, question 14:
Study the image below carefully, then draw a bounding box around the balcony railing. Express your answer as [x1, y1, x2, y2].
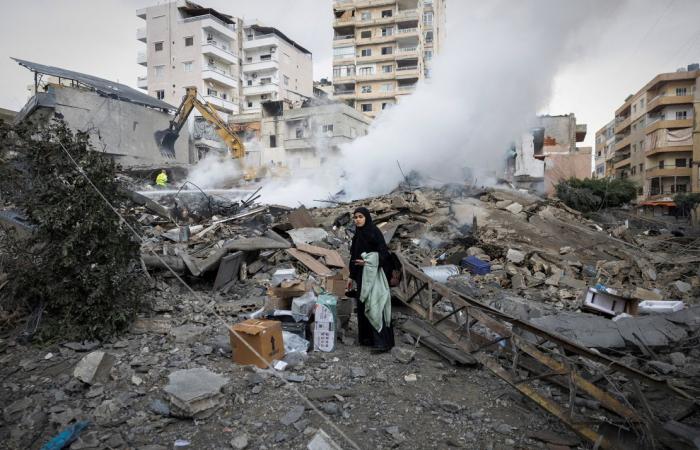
[334, 90, 355, 95]
[398, 85, 416, 91]
[247, 33, 275, 41]
[397, 66, 418, 71]
[334, 34, 354, 40]
[204, 65, 235, 78]
[204, 39, 237, 56]
[397, 27, 418, 34]
[182, 14, 235, 31]
[398, 46, 417, 53]
[397, 9, 419, 18]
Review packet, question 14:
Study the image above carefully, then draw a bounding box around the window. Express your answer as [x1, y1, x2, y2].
[382, 64, 393, 73]
[361, 85, 372, 93]
[423, 12, 433, 24]
[676, 87, 687, 96]
[247, 80, 252, 86]
[381, 83, 392, 92]
[676, 110, 688, 120]
[260, 77, 272, 85]
[296, 128, 304, 139]
[640, 98, 645, 107]
[334, 65, 356, 77]
[269, 135, 277, 147]
[246, 56, 253, 63]
[381, 9, 393, 17]
[361, 103, 373, 112]
[659, 160, 665, 169]
[361, 11, 371, 21]
[361, 48, 372, 57]
[284, 75, 289, 86]
[247, 101, 253, 108]
[639, 163, 643, 172]
[207, 88, 218, 97]
[381, 46, 393, 55]
[631, 166, 636, 175]
[676, 158, 687, 167]
[154, 65, 165, 79]
[183, 61, 193, 72]
[360, 30, 371, 39]
[260, 54, 272, 61]
[322, 124, 334, 134]
[359, 66, 374, 75]
[425, 31, 434, 43]
[333, 46, 354, 59]
[677, 184, 687, 193]
[424, 50, 433, 60]
[154, 41, 164, 52]
[632, 143, 637, 152]
[184, 36, 193, 47]
[381, 27, 393, 36]
[261, 94, 268, 100]
[632, 105, 636, 113]
[155, 90, 165, 100]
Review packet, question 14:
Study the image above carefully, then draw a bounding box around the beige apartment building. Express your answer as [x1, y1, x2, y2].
[332, 0, 446, 117]
[136, 1, 313, 119]
[594, 119, 615, 178]
[608, 64, 699, 206]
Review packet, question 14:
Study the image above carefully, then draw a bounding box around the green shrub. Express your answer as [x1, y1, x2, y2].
[674, 193, 700, 217]
[555, 177, 637, 212]
[0, 120, 143, 341]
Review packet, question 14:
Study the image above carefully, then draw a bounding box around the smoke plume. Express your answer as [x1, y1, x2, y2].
[260, 0, 625, 205]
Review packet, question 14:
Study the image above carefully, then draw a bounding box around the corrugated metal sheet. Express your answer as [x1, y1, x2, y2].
[12, 57, 175, 111]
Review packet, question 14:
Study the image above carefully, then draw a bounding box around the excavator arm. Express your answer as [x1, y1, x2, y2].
[156, 87, 245, 161]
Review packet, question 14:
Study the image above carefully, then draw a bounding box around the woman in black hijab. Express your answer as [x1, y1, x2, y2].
[349, 207, 395, 352]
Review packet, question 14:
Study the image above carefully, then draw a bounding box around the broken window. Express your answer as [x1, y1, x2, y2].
[382, 102, 389, 110]
[676, 110, 688, 120]
[185, 36, 194, 47]
[261, 94, 269, 100]
[676, 158, 687, 167]
[361, 48, 372, 57]
[381, 47, 393, 55]
[154, 41, 164, 52]
[270, 135, 277, 148]
[155, 90, 165, 100]
[361, 103, 373, 112]
[361, 85, 372, 93]
[676, 87, 688, 96]
[247, 101, 253, 107]
[360, 30, 371, 39]
[381, 10, 392, 17]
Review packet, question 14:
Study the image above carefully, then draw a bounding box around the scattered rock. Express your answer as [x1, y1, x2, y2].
[73, 351, 116, 385]
[350, 367, 366, 378]
[647, 360, 675, 375]
[149, 399, 170, 416]
[494, 423, 516, 434]
[230, 434, 249, 450]
[391, 346, 416, 364]
[440, 401, 462, 414]
[404, 373, 417, 382]
[164, 368, 228, 418]
[669, 352, 686, 367]
[506, 249, 525, 264]
[505, 202, 523, 214]
[280, 404, 305, 426]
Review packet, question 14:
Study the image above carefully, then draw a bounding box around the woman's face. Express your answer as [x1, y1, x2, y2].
[353, 212, 366, 228]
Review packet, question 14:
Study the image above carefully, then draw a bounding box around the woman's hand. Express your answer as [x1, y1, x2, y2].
[353, 259, 366, 266]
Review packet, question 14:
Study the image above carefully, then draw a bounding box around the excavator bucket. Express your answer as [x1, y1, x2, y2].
[155, 129, 179, 159]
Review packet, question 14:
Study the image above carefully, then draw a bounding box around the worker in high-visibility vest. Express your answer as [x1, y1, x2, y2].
[155, 169, 168, 187]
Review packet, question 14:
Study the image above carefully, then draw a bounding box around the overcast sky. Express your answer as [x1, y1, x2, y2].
[1, 0, 699, 146]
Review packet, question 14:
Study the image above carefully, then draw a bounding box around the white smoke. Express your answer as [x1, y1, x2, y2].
[186, 151, 242, 189]
[259, 0, 625, 205]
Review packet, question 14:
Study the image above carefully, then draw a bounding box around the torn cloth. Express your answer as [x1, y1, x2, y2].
[360, 251, 391, 332]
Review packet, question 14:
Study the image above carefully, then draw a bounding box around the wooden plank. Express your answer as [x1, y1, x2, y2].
[286, 248, 334, 277]
[295, 243, 346, 268]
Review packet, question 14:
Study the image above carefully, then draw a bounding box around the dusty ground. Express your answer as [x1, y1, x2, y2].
[0, 285, 581, 450]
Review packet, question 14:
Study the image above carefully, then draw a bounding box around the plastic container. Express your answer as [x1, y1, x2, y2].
[461, 256, 491, 275]
[638, 300, 684, 314]
[421, 265, 460, 283]
[271, 268, 297, 287]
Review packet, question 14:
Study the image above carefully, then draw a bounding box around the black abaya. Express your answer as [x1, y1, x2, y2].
[349, 207, 395, 351]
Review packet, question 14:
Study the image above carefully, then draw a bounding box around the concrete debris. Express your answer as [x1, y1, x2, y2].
[163, 368, 228, 418]
[73, 351, 116, 385]
[506, 249, 526, 264]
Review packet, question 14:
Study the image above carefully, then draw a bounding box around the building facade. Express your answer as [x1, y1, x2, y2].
[136, 1, 313, 119]
[606, 64, 699, 206]
[331, 0, 446, 118]
[594, 119, 615, 178]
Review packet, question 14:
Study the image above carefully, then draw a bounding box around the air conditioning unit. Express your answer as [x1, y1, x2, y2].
[270, 47, 276, 53]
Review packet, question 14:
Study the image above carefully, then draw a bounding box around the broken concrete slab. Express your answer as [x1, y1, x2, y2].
[287, 228, 328, 246]
[170, 324, 209, 344]
[213, 251, 244, 291]
[164, 368, 228, 419]
[505, 202, 523, 214]
[307, 429, 343, 450]
[506, 249, 526, 264]
[280, 404, 305, 426]
[530, 313, 626, 348]
[131, 317, 172, 335]
[73, 351, 116, 385]
[391, 346, 416, 364]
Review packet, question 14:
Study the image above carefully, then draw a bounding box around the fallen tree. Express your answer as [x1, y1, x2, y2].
[555, 177, 637, 212]
[0, 119, 143, 341]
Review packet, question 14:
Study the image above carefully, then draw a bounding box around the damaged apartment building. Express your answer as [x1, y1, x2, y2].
[595, 63, 700, 216]
[506, 114, 591, 196]
[10, 58, 193, 171]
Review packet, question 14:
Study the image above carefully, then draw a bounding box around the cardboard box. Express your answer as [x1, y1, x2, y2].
[265, 281, 308, 311]
[324, 270, 349, 298]
[229, 319, 284, 368]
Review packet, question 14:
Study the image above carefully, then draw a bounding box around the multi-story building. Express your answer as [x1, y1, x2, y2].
[331, 0, 446, 118]
[594, 120, 615, 178]
[136, 1, 313, 120]
[607, 64, 699, 205]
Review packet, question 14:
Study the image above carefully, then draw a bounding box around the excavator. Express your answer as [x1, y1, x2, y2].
[156, 87, 257, 180]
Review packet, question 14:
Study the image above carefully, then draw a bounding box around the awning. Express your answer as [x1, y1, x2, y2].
[639, 201, 676, 207]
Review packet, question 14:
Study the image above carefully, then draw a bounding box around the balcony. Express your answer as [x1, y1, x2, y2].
[356, 90, 396, 100]
[353, 0, 395, 7]
[181, 14, 236, 39]
[333, 89, 356, 99]
[136, 7, 147, 20]
[202, 40, 237, 64]
[396, 46, 419, 59]
[397, 27, 419, 36]
[646, 144, 693, 157]
[397, 84, 416, 94]
[614, 115, 631, 134]
[137, 51, 147, 66]
[333, 17, 356, 28]
[137, 76, 147, 90]
[613, 158, 631, 170]
[333, 34, 355, 46]
[243, 82, 280, 96]
[137, 27, 147, 43]
[334, 73, 357, 83]
[204, 95, 238, 113]
[333, 54, 355, 63]
[613, 134, 631, 152]
[645, 118, 693, 134]
[243, 34, 277, 50]
[356, 72, 394, 81]
[396, 66, 419, 78]
[396, 9, 419, 21]
[646, 93, 695, 112]
[645, 167, 692, 178]
[333, 0, 355, 8]
[202, 65, 238, 88]
[243, 59, 278, 73]
[356, 53, 396, 63]
[357, 16, 396, 27]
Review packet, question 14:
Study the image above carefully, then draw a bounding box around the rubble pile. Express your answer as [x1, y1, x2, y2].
[1, 179, 700, 449]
